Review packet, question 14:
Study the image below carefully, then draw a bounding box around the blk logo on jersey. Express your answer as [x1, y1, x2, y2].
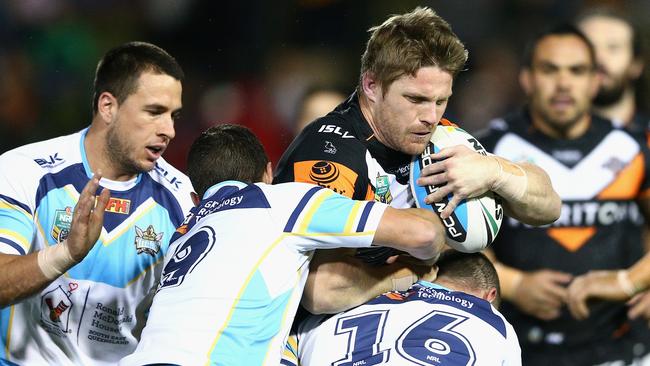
[134, 225, 163, 256]
[154, 162, 183, 190]
[34, 152, 64, 168]
[51, 207, 73, 242]
[159, 226, 216, 290]
[105, 198, 131, 214]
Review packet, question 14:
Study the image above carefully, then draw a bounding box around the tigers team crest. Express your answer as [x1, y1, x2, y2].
[134, 225, 163, 256]
[51, 207, 73, 243]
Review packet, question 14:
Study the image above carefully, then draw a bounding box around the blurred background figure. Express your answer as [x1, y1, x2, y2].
[576, 6, 647, 130]
[294, 85, 347, 134]
[480, 23, 650, 365]
[2, 0, 648, 169]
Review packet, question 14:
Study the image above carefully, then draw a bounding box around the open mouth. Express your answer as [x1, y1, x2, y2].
[146, 145, 165, 159]
[550, 96, 574, 109]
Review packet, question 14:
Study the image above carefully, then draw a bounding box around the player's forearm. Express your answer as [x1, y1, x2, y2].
[302, 249, 418, 314]
[374, 207, 446, 261]
[496, 160, 561, 226]
[0, 252, 56, 307]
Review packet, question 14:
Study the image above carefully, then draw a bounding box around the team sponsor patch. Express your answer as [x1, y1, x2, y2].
[317, 124, 355, 138]
[40, 283, 78, 335]
[105, 197, 131, 214]
[134, 225, 163, 256]
[374, 174, 392, 204]
[293, 160, 358, 197]
[51, 207, 73, 243]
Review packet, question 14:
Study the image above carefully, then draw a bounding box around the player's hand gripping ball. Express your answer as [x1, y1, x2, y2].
[410, 125, 503, 252]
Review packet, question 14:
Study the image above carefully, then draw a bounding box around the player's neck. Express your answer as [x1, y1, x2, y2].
[593, 89, 636, 128]
[531, 111, 591, 140]
[84, 124, 137, 182]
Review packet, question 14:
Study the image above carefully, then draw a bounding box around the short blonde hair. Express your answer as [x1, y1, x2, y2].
[359, 7, 468, 94]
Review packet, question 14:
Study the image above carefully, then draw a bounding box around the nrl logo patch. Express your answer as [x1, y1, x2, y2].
[134, 225, 163, 256]
[374, 175, 392, 204]
[51, 207, 73, 242]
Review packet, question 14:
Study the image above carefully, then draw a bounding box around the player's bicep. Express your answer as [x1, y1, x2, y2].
[285, 189, 387, 251]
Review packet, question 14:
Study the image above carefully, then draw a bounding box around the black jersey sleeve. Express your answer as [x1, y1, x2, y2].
[274, 117, 374, 200]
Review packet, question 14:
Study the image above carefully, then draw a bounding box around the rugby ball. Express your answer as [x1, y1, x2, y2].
[409, 124, 503, 252]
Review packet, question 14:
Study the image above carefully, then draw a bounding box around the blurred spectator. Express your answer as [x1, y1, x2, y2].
[2, 0, 649, 172]
[577, 6, 647, 129]
[480, 24, 650, 365]
[294, 84, 347, 134]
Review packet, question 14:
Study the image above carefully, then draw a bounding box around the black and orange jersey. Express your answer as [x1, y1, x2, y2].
[275, 92, 458, 264]
[480, 109, 650, 350]
[275, 92, 458, 203]
[275, 92, 411, 205]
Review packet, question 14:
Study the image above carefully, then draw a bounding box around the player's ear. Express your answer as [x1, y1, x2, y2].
[262, 162, 273, 184]
[96, 91, 118, 124]
[361, 72, 381, 103]
[486, 286, 498, 303]
[191, 192, 201, 206]
[629, 57, 644, 80]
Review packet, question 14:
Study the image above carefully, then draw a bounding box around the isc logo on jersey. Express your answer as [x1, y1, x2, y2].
[410, 125, 503, 252]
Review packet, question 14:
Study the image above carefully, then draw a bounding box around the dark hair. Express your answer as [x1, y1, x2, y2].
[436, 250, 500, 297]
[92, 41, 184, 113]
[576, 6, 642, 58]
[359, 7, 468, 95]
[522, 23, 596, 69]
[186, 124, 269, 197]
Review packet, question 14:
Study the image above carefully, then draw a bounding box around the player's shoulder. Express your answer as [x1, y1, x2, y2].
[473, 112, 529, 151]
[259, 181, 324, 201]
[147, 158, 195, 204]
[593, 114, 648, 149]
[0, 130, 83, 175]
[296, 113, 364, 148]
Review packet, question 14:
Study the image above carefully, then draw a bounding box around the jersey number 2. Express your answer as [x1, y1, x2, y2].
[158, 226, 216, 290]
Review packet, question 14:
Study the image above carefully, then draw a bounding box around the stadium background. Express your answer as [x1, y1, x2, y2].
[1, 0, 648, 171]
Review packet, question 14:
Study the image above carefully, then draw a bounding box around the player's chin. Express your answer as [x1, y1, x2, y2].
[403, 138, 429, 155]
[137, 159, 158, 173]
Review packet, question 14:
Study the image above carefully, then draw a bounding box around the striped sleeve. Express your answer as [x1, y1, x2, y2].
[0, 194, 34, 255]
[280, 333, 299, 366]
[284, 187, 387, 251]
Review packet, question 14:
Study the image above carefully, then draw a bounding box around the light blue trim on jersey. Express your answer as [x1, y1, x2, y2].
[35, 177, 179, 287]
[202, 181, 247, 200]
[417, 280, 451, 292]
[67, 203, 176, 287]
[78, 128, 142, 185]
[305, 193, 357, 233]
[79, 128, 92, 179]
[0, 207, 33, 254]
[0, 307, 10, 359]
[210, 270, 292, 365]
